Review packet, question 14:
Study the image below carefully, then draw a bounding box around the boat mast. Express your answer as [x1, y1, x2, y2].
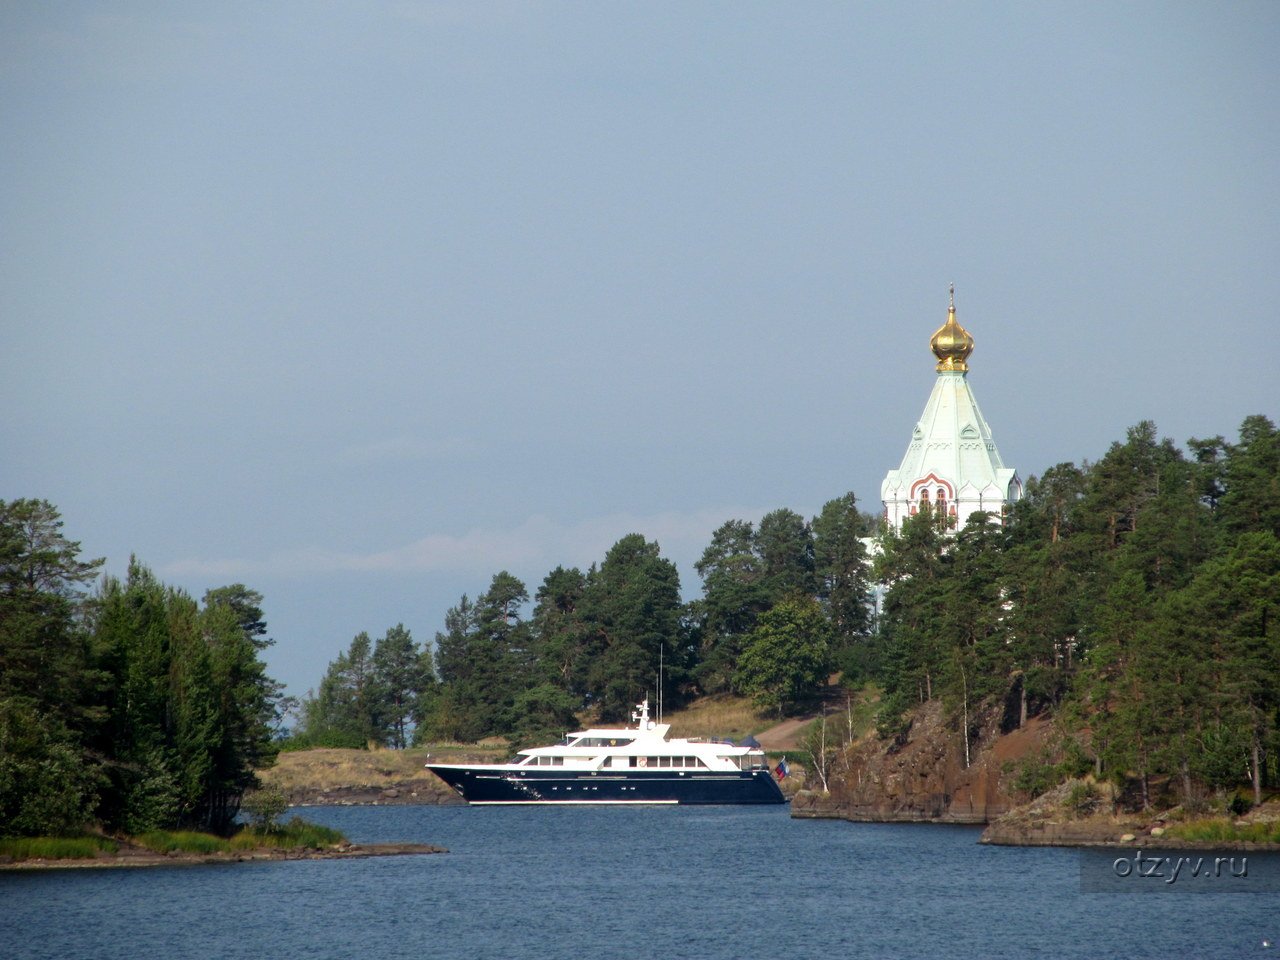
[658, 646, 664, 723]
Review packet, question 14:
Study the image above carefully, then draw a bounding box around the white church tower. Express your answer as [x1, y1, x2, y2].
[881, 288, 1021, 530]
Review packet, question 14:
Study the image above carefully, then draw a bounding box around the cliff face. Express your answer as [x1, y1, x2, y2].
[791, 700, 1051, 824]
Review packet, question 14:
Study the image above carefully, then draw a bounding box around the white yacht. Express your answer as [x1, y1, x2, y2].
[425, 699, 786, 805]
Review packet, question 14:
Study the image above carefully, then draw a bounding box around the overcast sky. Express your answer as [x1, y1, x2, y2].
[3, 2, 1276, 698]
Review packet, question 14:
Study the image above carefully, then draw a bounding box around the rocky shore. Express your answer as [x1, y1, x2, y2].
[287, 780, 463, 807]
[786, 701, 1280, 851]
[979, 782, 1280, 850]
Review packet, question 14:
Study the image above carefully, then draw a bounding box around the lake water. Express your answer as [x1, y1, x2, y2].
[1, 805, 1276, 959]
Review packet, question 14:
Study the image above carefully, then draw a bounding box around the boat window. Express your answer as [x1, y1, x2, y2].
[576, 737, 635, 747]
[671, 756, 706, 768]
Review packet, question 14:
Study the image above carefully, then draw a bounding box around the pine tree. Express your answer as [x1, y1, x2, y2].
[373, 624, 432, 748]
[581, 535, 683, 721]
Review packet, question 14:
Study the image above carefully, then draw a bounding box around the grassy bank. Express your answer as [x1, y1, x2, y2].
[130, 819, 346, 855]
[664, 695, 773, 741]
[0, 835, 119, 860]
[1165, 818, 1280, 845]
[1, 818, 348, 865]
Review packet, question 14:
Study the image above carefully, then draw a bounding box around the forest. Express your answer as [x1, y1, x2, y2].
[1, 413, 1276, 836]
[295, 414, 1280, 811]
[0, 503, 280, 837]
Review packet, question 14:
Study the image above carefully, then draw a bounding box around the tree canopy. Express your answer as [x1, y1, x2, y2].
[0, 501, 283, 837]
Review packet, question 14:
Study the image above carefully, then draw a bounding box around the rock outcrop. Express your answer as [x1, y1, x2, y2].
[792, 700, 1051, 824]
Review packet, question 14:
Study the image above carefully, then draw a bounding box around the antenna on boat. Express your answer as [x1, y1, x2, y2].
[658, 645, 664, 723]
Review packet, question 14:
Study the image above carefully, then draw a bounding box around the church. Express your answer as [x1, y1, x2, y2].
[880, 288, 1021, 529]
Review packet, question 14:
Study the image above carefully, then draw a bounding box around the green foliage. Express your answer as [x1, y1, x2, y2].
[277, 727, 367, 751]
[1166, 819, 1280, 844]
[0, 835, 118, 860]
[232, 816, 345, 850]
[0, 500, 106, 836]
[0, 501, 285, 838]
[88, 562, 282, 834]
[581, 535, 685, 722]
[528, 566, 591, 697]
[1064, 781, 1101, 818]
[299, 623, 434, 749]
[863, 415, 1280, 807]
[303, 631, 382, 747]
[735, 597, 833, 716]
[757, 508, 816, 601]
[426, 573, 534, 740]
[240, 788, 288, 831]
[1010, 752, 1068, 800]
[874, 690, 913, 746]
[135, 830, 232, 854]
[0, 697, 100, 836]
[506, 683, 581, 748]
[813, 493, 874, 643]
[694, 519, 769, 694]
[374, 623, 433, 748]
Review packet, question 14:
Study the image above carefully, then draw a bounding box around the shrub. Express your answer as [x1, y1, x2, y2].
[241, 789, 288, 831]
[232, 816, 345, 851]
[1229, 793, 1253, 818]
[1065, 781, 1101, 818]
[1012, 754, 1062, 799]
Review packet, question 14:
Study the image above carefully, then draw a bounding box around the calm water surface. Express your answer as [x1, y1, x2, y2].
[1, 805, 1275, 959]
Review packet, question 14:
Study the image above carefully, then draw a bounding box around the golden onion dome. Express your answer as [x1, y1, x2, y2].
[930, 285, 974, 372]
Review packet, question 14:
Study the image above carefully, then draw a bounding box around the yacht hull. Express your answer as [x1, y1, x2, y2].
[426, 766, 786, 805]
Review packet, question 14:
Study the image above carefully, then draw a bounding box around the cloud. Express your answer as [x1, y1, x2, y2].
[161, 505, 770, 583]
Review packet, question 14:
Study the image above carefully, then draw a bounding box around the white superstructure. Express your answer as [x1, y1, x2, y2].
[510, 699, 768, 773]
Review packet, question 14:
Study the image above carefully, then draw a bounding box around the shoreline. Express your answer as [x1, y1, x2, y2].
[790, 789, 1280, 851]
[1, 841, 447, 871]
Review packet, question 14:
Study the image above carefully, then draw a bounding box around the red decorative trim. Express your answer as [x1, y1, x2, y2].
[909, 473, 955, 501]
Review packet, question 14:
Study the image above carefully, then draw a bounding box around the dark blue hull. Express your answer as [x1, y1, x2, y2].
[426, 766, 787, 804]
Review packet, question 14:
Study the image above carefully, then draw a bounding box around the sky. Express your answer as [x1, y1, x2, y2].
[3, 2, 1276, 699]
